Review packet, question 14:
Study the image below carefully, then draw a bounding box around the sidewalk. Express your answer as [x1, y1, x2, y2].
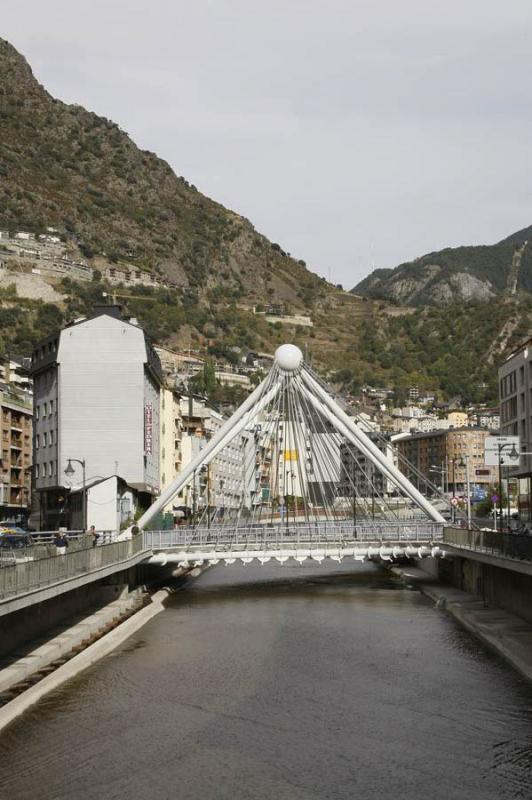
[391, 564, 532, 683]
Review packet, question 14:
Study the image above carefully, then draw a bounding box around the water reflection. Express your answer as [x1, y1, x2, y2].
[1, 561, 532, 800]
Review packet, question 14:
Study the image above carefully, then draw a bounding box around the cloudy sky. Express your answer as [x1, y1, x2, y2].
[3, 1, 532, 286]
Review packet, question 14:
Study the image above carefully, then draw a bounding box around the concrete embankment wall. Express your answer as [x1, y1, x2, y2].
[0, 562, 182, 658]
[439, 556, 532, 626]
[0, 569, 135, 658]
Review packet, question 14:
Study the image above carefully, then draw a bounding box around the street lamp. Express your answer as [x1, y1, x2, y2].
[457, 455, 471, 529]
[429, 464, 447, 493]
[64, 458, 86, 531]
[497, 443, 519, 532]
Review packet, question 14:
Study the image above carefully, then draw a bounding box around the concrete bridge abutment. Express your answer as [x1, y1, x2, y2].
[438, 555, 532, 627]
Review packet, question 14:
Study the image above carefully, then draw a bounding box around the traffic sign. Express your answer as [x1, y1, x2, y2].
[484, 436, 520, 467]
[450, 497, 459, 507]
[491, 494, 499, 503]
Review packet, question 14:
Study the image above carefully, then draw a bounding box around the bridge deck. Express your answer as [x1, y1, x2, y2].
[9, 524, 530, 617]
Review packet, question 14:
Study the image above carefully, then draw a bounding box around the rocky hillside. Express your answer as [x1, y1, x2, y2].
[0, 38, 323, 307]
[2, 37, 532, 406]
[353, 226, 532, 306]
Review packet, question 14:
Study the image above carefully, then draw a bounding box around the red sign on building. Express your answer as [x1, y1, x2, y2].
[144, 402, 153, 456]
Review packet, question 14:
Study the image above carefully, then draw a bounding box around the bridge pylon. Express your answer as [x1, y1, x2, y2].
[134, 343, 445, 535]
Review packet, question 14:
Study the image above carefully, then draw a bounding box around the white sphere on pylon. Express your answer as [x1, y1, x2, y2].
[274, 343, 303, 372]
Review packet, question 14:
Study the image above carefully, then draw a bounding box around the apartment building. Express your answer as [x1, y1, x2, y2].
[31, 306, 163, 529]
[0, 388, 32, 520]
[498, 338, 532, 517]
[340, 432, 395, 498]
[395, 427, 497, 494]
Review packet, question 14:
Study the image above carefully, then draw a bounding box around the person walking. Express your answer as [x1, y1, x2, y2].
[54, 528, 69, 556]
[87, 525, 99, 547]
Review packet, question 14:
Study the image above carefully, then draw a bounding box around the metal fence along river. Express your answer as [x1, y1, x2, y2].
[0, 535, 144, 602]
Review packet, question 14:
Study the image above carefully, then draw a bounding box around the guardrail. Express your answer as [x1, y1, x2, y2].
[144, 521, 444, 552]
[30, 530, 117, 544]
[0, 534, 145, 601]
[443, 527, 532, 562]
[0, 532, 118, 565]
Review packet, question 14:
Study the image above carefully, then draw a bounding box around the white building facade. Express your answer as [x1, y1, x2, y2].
[31, 307, 163, 529]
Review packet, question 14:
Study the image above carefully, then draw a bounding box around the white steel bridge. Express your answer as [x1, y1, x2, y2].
[144, 520, 445, 567]
[129, 344, 450, 569]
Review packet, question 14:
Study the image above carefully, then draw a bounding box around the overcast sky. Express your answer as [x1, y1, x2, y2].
[3, 1, 532, 286]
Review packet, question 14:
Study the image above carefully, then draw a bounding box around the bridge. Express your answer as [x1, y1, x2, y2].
[1, 343, 454, 617]
[132, 343, 448, 562]
[144, 521, 445, 566]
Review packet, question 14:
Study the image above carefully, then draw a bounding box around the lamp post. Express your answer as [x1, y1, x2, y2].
[457, 455, 471, 529]
[450, 458, 457, 523]
[429, 464, 446, 493]
[64, 458, 86, 531]
[497, 443, 519, 532]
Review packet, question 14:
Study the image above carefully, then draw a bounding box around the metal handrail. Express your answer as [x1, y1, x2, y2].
[144, 521, 444, 552]
[443, 526, 532, 562]
[0, 534, 145, 601]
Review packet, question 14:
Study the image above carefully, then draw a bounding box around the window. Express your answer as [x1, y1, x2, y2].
[35, 405, 40, 421]
[42, 463, 47, 477]
[35, 434, 39, 449]
[49, 430, 54, 445]
[43, 402, 47, 417]
[43, 432, 47, 447]
[49, 461, 54, 476]
[35, 464, 39, 479]
[49, 399, 54, 414]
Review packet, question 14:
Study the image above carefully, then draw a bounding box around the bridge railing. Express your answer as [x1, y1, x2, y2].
[144, 521, 443, 552]
[443, 527, 532, 562]
[0, 534, 144, 602]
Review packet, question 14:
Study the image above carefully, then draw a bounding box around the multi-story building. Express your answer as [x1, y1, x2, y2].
[466, 407, 500, 431]
[340, 432, 394, 498]
[499, 338, 532, 517]
[174, 394, 246, 517]
[395, 427, 497, 495]
[31, 306, 162, 529]
[0, 355, 32, 395]
[0, 388, 32, 521]
[159, 388, 183, 513]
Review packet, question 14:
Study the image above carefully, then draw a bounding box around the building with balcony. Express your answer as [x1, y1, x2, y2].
[340, 432, 395, 499]
[0, 389, 32, 521]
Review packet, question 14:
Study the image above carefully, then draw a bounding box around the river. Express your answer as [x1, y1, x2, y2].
[1, 562, 532, 800]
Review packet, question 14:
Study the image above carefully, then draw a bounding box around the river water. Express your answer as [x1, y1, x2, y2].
[2, 562, 532, 800]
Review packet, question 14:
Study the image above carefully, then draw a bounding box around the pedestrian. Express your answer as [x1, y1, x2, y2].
[509, 512, 521, 533]
[54, 528, 69, 556]
[87, 525, 99, 547]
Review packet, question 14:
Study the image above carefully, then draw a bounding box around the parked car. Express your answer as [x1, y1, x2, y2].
[0, 525, 27, 535]
[0, 532, 34, 549]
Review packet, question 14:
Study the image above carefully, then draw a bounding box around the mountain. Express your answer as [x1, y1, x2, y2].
[353, 226, 532, 306]
[0, 38, 322, 306]
[1, 37, 532, 408]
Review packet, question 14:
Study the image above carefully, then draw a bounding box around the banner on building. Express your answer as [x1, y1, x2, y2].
[144, 402, 153, 456]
